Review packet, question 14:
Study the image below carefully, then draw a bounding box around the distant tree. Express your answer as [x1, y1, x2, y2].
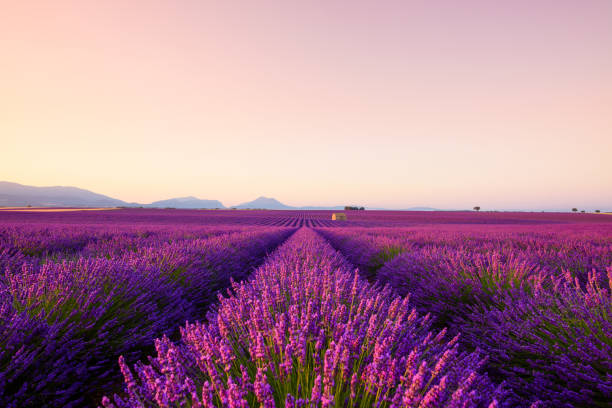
[595, 209, 601, 213]
[473, 206, 480, 212]
[359, 206, 365, 211]
[572, 208, 578, 213]
[580, 210, 585, 213]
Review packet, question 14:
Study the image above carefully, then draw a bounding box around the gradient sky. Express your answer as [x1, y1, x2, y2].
[1, 1, 611, 210]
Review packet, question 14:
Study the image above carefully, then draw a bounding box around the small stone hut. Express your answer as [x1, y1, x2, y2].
[332, 213, 347, 221]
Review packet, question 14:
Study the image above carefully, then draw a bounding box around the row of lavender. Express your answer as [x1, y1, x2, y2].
[103, 228, 505, 408]
[318, 226, 612, 407]
[0, 224, 254, 266]
[0, 223, 293, 407]
[0, 209, 342, 229]
[8, 208, 605, 230]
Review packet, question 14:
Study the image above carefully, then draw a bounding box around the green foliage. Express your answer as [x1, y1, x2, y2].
[369, 245, 405, 274]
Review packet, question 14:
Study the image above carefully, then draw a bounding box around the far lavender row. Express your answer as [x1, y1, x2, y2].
[0, 225, 293, 407]
[103, 228, 505, 408]
[0, 223, 258, 268]
[318, 225, 612, 283]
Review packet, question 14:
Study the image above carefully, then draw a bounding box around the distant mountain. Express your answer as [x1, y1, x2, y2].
[0, 181, 228, 209]
[147, 196, 225, 209]
[0, 181, 126, 207]
[234, 196, 293, 210]
[233, 196, 346, 210]
[233, 197, 383, 211]
[0, 181, 442, 211]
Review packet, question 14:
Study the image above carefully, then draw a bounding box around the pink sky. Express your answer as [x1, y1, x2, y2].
[1, 1, 611, 210]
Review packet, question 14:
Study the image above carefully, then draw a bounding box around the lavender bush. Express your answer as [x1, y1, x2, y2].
[0, 224, 292, 407]
[103, 229, 502, 407]
[320, 226, 612, 407]
[461, 268, 612, 407]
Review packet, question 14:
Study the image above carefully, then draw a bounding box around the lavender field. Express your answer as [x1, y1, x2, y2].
[1, 209, 611, 407]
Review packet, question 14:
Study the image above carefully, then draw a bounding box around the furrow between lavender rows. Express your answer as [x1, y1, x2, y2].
[104, 227, 501, 408]
[1, 227, 295, 408]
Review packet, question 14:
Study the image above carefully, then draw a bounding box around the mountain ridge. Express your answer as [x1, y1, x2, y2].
[234, 196, 292, 210]
[147, 196, 225, 209]
[0, 181, 440, 211]
[0, 181, 126, 208]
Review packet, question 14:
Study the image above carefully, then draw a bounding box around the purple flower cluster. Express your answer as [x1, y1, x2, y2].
[104, 229, 502, 407]
[462, 269, 612, 406]
[319, 226, 612, 406]
[0, 222, 292, 407]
